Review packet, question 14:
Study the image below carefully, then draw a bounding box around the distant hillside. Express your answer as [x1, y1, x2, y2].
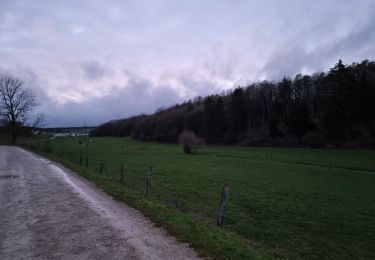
[91, 59, 375, 148]
[90, 115, 146, 137]
[43, 126, 96, 135]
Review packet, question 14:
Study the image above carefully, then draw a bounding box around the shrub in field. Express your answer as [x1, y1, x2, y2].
[178, 130, 204, 154]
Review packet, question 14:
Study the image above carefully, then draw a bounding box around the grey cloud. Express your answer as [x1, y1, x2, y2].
[202, 42, 241, 79]
[173, 72, 224, 97]
[0, 65, 48, 102]
[262, 47, 312, 80]
[1, 0, 374, 126]
[81, 61, 111, 81]
[329, 13, 375, 59]
[262, 4, 375, 80]
[40, 73, 183, 127]
[1, 63, 225, 127]
[43, 63, 236, 127]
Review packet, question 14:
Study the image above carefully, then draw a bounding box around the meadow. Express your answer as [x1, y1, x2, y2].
[23, 137, 375, 259]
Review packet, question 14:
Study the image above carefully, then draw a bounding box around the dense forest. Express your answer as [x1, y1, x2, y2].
[91, 60, 375, 148]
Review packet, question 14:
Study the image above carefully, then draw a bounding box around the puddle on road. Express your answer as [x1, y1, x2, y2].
[0, 175, 19, 179]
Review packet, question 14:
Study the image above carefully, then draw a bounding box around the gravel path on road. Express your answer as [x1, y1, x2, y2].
[0, 146, 199, 260]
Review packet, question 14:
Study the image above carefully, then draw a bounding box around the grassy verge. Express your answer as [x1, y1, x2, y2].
[20, 137, 375, 259]
[24, 146, 271, 260]
[0, 134, 48, 145]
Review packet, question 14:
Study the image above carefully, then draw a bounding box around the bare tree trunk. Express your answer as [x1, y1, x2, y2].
[0, 74, 39, 144]
[11, 122, 16, 144]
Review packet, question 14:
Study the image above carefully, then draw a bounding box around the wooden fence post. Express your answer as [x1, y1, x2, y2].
[85, 140, 89, 168]
[44, 140, 50, 153]
[217, 184, 229, 227]
[146, 166, 152, 196]
[100, 161, 104, 174]
[120, 161, 124, 183]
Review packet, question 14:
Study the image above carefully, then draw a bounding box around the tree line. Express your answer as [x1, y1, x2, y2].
[91, 59, 375, 148]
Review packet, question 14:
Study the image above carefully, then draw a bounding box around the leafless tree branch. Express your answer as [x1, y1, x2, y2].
[0, 74, 39, 143]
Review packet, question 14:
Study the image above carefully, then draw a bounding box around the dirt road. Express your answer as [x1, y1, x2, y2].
[0, 146, 199, 260]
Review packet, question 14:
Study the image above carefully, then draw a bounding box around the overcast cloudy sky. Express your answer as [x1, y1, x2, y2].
[0, 0, 374, 126]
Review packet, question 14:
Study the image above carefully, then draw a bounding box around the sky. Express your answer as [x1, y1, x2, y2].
[0, 0, 374, 127]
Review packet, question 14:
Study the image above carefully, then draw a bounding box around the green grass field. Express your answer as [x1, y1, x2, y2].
[0, 134, 45, 145]
[22, 137, 375, 259]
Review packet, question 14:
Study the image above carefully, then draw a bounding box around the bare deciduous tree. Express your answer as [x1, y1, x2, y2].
[0, 74, 40, 144]
[178, 130, 205, 154]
